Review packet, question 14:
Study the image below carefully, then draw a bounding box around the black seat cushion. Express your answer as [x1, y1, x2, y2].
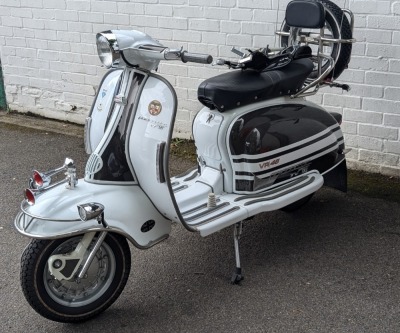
[197, 58, 314, 112]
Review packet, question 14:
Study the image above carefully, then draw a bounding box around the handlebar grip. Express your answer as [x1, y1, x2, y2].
[181, 51, 213, 64]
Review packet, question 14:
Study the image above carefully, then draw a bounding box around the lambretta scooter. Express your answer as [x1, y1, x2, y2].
[14, 0, 355, 323]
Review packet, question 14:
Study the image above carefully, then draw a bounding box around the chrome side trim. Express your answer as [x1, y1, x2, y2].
[234, 176, 308, 202]
[244, 177, 315, 206]
[84, 117, 92, 154]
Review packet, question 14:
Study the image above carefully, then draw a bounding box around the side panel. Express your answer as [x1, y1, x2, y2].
[85, 69, 123, 154]
[127, 74, 182, 223]
[228, 104, 344, 193]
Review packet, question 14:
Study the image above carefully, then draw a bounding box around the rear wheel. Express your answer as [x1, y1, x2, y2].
[280, 0, 352, 80]
[20, 233, 131, 323]
[280, 193, 314, 212]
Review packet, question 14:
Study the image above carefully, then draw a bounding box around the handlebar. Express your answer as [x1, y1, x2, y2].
[181, 51, 213, 64]
[162, 48, 213, 64]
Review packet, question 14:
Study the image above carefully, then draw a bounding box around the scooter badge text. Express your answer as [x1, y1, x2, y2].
[138, 115, 167, 130]
[259, 158, 280, 169]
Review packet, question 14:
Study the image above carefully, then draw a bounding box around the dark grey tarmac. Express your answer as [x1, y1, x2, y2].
[0, 114, 399, 332]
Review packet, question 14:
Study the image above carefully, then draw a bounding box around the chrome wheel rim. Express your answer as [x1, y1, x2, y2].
[43, 236, 116, 307]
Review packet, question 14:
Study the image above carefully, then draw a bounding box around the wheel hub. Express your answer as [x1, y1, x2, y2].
[43, 237, 116, 307]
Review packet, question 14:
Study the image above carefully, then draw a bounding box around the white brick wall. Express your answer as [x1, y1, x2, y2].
[0, 0, 399, 176]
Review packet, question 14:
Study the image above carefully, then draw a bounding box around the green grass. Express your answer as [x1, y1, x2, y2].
[348, 169, 400, 203]
[170, 138, 197, 162]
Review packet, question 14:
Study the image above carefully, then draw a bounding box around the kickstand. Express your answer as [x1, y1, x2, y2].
[231, 221, 244, 285]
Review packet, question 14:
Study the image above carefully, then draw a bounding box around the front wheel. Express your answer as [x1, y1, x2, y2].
[20, 233, 131, 323]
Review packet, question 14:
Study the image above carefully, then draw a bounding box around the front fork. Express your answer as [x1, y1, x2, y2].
[47, 231, 108, 281]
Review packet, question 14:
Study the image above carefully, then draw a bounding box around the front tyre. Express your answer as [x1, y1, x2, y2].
[20, 233, 131, 323]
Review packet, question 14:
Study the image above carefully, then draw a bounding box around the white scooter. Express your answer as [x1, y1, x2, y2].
[15, 0, 355, 322]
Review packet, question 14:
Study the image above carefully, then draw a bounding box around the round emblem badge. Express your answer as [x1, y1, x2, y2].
[148, 100, 162, 116]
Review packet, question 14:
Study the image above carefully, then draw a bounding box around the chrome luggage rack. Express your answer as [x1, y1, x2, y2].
[275, 7, 356, 98]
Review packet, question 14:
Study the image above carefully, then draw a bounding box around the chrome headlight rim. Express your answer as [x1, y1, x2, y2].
[96, 31, 120, 68]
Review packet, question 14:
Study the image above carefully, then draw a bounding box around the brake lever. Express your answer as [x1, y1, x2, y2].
[214, 58, 227, 66]
[231, 47, 245, 58]
[213, 58, 243, 69]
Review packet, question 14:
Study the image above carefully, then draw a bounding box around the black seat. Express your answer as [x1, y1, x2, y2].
[197, 58, 314, 112]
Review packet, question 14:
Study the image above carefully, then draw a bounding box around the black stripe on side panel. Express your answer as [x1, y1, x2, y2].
[235, 141, 338, 177]
[233, 130, 334, 164]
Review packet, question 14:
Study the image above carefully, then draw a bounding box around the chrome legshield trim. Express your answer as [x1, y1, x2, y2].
[84, 117, 92, 154]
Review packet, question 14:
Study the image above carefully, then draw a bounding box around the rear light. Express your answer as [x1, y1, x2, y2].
[24, 189, 36, 206]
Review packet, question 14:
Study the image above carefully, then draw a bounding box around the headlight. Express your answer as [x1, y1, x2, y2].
[96, 31, 120, 68]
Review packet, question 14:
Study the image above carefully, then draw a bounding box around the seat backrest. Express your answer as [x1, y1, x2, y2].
[285, 0, 325, 28]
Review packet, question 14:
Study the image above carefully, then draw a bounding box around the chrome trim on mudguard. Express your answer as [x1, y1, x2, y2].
[14, 210, 170, 250]
[14, 210, 100, 237]
[20, 200, 81, 222]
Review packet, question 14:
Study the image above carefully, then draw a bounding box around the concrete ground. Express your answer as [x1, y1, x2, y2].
[0, 112, 399, 333]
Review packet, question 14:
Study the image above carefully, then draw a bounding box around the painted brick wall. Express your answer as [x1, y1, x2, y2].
[0, 0, 399, 176]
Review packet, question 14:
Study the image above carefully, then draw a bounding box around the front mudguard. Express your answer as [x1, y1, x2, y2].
[14, 180, 172, 249]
